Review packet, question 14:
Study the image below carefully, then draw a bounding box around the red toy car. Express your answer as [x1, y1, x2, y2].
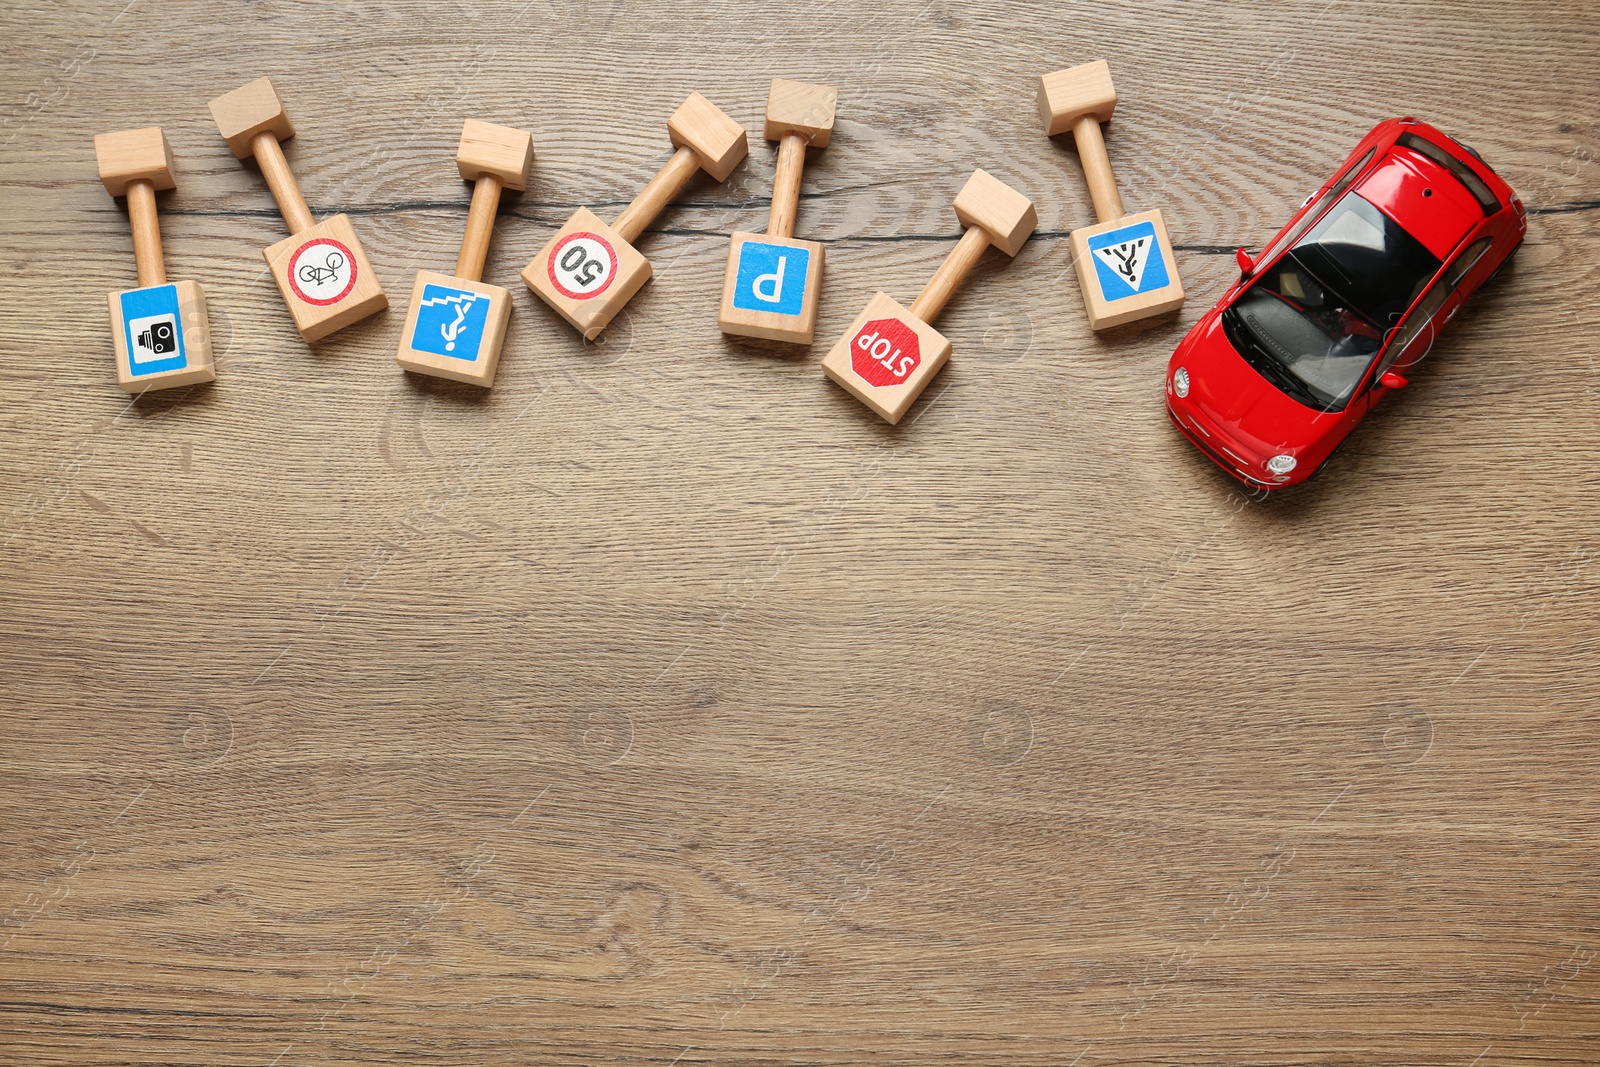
[1165, 118, 1525, 488]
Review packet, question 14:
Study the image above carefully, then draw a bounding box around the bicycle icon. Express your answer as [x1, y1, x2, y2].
[298, 250, 346, 287]
[286, 236, 360, 306]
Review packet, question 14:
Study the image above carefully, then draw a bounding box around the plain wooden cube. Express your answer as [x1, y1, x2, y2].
[667, 92, 749, 181]
[263, 213, 389, 342]
[396, 270, 513, 387]
[94, 127, 175, 196]
[456, 119, 533, 191]
[522, 207, 652, 339]
[106, 279, 215, 392]
[953, 168, 1038, 256]
[764, 79, 838, 146]
[1068, 207, 1185, 330]
[821, 292, 953, 424]
[1038, 60, 1118, 137]
[209, 77, 296, 158]
[718, 231, 825, 344]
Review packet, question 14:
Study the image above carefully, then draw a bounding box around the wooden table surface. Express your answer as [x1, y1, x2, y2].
[3, 1, 1597, 1063]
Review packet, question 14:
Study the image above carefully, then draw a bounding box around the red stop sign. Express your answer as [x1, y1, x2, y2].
[850, 317, 921, 388]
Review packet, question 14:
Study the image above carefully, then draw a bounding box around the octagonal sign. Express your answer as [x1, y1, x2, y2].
[850, 317, 920, 388]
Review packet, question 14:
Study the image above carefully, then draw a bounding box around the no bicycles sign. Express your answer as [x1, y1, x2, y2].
[287, 237, 358, 306]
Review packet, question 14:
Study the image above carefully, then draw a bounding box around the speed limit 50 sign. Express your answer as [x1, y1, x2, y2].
[546, 230, 621, 301]
[521, 207, 652, 340]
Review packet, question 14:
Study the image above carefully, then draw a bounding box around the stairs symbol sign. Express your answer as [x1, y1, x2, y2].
[412, 284, 491, 361]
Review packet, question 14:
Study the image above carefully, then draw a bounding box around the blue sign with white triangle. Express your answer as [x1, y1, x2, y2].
[1086, 219, 1169, 301]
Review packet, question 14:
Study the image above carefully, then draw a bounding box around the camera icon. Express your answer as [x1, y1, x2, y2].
[138, 320, 176, 354]
[128, 312, 179, 365]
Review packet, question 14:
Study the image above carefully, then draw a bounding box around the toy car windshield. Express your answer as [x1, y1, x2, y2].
[1222, 192, 1441, 411]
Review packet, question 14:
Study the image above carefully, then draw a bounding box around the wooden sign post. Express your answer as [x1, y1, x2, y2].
[822, 169, 1037, 424]
[209, 77, 388, 342]
[95, 127, 216, 393]
[718, 78, 837, 344]
[1039, 60, 1184, 330]
[396, 120, 534, 387]
[522, 92, 748, 340]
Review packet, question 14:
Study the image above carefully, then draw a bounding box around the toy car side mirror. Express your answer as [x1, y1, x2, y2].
[1235, 247, 1254, 277]
[1379, 371, 1408, 390]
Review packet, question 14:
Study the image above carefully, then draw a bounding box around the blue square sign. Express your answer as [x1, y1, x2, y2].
[1086, 220, 1170, 301]
[410, 283, 491, 361]
[732, 240, 810, 317]
[119, 285, 188, 377]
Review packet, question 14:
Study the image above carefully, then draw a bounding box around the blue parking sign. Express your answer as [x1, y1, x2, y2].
[410, 284, 490, 361]
[1087, 220, 1169, 301]
[732, 240, 809, 317]
[120, 285, 188, 377]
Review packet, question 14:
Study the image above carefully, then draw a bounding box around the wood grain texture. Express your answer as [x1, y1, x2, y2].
[2, 1, 1598, 1064]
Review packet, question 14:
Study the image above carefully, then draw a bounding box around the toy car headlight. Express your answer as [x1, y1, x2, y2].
[1173, 366, 1190, 398]
[1266, 454, 1297, 475]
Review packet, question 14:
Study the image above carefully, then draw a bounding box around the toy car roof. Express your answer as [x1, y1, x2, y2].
[1355, 148, 1483, 260]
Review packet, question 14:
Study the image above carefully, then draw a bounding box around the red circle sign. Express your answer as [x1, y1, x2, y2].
[286, 237, 358, 306]
[547, 231, 619, 301]
[850, 317, 921, 388]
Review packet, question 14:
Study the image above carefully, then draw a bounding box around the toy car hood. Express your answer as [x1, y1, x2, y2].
[1172, 312, 1346, 462]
